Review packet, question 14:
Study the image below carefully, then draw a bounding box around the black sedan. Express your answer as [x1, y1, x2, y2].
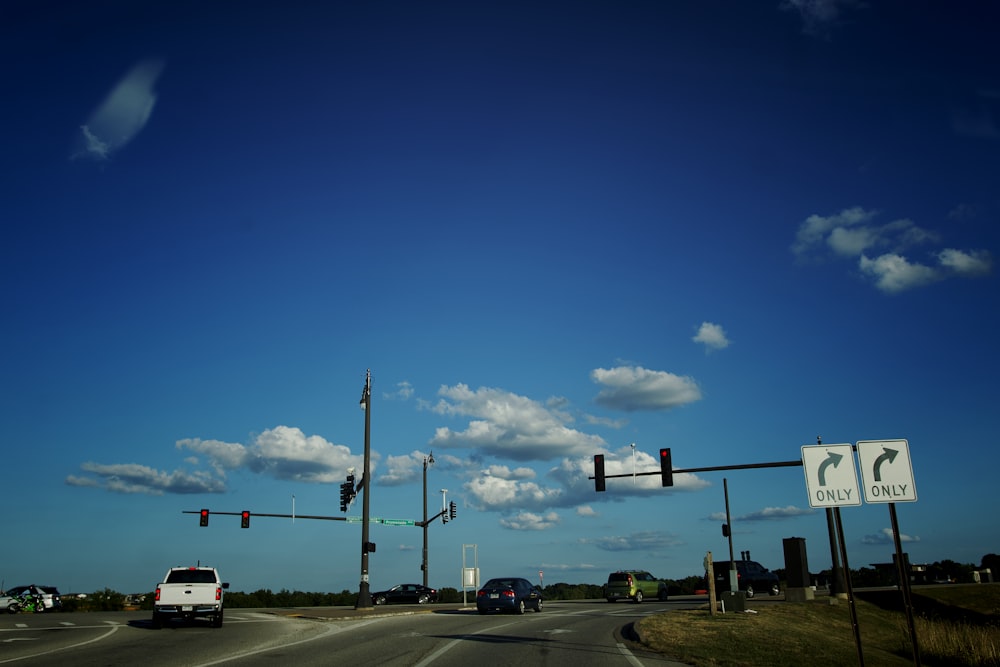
[476, 578, 543, 615]
[371, 584, 438, 605]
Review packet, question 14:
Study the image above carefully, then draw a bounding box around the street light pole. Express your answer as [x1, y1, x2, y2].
[422, 451, 434, 587]
[356, 369, 373, 609]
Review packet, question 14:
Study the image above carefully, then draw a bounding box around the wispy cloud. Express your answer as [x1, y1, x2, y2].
[591, 365, 702, 412]
[66, 462, 225, 495]
[709, 506, 815, 522]
[861, 527, 920, 545]
[73, 59, 165, 161]
[792, 206, 993, 293]
[780, 0, 860, 36]
[692, 322, 731, 352]
[581, 530, 684, 552]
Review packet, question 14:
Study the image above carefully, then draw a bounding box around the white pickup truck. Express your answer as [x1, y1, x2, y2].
[152, 566, 229, 628]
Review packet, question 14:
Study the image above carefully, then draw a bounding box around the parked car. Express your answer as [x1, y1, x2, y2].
[372, 584, 438, 605]
[0, 585, 63, 612]
[604, 570, 668, 603]
[476, 578, 543, 615]
[711, 560, 780, 598]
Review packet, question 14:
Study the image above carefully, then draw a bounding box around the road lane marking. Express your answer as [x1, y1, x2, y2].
[0, 624, 121, 664]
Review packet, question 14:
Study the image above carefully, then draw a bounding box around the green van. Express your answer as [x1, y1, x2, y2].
[604, 570, 668, 603]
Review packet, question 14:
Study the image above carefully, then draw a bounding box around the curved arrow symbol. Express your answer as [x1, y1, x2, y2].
[872, 447, 899, 482]
[818, 451, 842, 486]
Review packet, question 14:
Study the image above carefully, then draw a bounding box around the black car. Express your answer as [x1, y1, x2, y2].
[372, 584, 438, 605]
[711, 560, 780, 598]
[476, 578, 543, 615]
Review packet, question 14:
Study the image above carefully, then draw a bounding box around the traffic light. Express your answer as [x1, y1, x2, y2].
[722, 523, 730, 537]
[659, 448, 673, 487]
[339, 482, 352, 512]
[241, 510, 250, 529]
[593, 454, 606, 492]
[199, 509, 209, 527]
[449, 501, 457, 520]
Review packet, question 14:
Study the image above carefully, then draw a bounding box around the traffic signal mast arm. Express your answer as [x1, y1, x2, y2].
[184, 510, 349, 522]
[591, 455, 804, 492]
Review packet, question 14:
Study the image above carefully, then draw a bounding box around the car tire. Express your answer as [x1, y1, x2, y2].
[533, 599, 543, 612]
[745, 585, 755, 599]
[769, 585, 780, 596]
[213, 610, 223, 628]
[374, 595, 386, 605]
[151, 612, 162, 628]
[515, 600, 525, 615]
[659, 588, 668, 601]
[634, 590, 643, 604]
[417, 594, 430, 604]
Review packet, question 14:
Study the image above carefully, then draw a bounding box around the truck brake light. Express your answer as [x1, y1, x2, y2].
[216, 587, 222, 601]
[155, 587, 161, 601]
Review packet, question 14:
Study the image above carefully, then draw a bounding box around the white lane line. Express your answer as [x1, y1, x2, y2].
[412, 619, 526, 667]
[191, 618, 380, 667]
[0, 624, 122, 664]
[616, 642, 646, 667]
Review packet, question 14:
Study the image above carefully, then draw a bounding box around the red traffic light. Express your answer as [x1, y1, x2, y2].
[241, 511, 250, 529]
[659, 448, 673, 487]
[199, 509, 210, 527]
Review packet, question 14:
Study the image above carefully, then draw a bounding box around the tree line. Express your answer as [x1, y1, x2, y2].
[60, 554, 997, 612]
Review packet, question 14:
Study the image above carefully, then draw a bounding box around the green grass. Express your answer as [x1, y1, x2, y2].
[636, 584, 1000, 666]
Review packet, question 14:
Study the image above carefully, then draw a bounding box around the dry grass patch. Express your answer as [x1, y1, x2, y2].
[638, 598, 920, 667]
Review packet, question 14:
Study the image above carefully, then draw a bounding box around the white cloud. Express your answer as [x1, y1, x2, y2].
[591, 365, 702, 412]
[429, 384, 606, 460]
[938, 248, 993, 276]
[177, 425, 363, 484]
[794, 207, 991, 292]
[692, 322, 731, 351]
[463, 472, 564, 511]
[74, 59, 165, 161]
[576, 505, 598, 517]
[499, 511, 561, 531]
[383, 381, 414, 400]
[858, 253, 941, 293]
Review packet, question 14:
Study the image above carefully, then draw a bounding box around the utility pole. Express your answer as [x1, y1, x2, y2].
[356, 369, 373, 609]
[422, 451, 434, 587]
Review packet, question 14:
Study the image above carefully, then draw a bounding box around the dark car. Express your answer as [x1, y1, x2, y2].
[476, 577, 543, 615]
[711, 560, 780, 598]
[372, 584, 438, 605]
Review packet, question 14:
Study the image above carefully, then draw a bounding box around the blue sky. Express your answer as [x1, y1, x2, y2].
[2, 0, 998, 595]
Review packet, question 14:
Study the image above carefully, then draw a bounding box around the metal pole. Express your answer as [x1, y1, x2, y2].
[890, 503, 921, 666]
[356, 370, 373, 609]
[834, 507, 865, 666]
[818, 436, 846, 598]
[422, 452, 433, 587]
[724, 478, 736, 590]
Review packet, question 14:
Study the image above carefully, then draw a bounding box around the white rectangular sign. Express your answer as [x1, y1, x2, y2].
[857, 439, 917, 503]
[801, 444, 861, 508]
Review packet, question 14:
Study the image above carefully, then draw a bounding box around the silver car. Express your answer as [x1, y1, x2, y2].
[0, 585, 63, 612]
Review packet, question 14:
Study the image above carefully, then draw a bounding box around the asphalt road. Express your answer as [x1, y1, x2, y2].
[0, 599, 714, 666]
